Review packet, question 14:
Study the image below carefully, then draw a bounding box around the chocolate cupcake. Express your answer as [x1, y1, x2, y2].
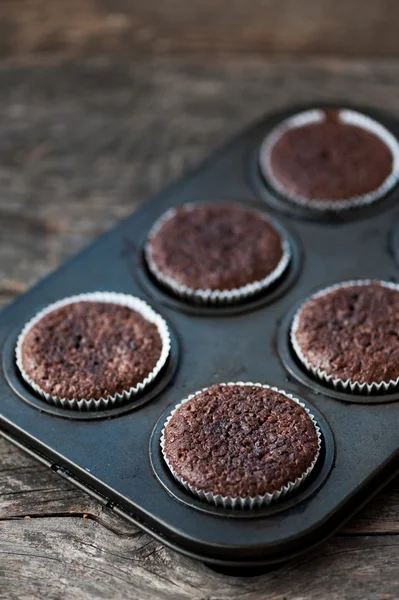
[260, 109, 399, 210]
[291, 280, 399, 393]
[145, 202, 290, 304]
[16, 292, 171, 410]
[161, 383, 321, 508]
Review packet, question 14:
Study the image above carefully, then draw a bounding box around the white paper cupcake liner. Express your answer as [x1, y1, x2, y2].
[291, 279, 399, 394]
[16, 292, 171, 411]
[259, 108, 399, 211]
[145, 203, 291, 304]
[161, 382, 321, 509]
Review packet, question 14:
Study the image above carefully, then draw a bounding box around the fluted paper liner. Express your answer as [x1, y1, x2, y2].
[259, 108, 399, 211]
[145, 204, 291, 304]
[291, 280, 399, 394]
[161, 382, 321, 509]
[16, 292, 171, 411]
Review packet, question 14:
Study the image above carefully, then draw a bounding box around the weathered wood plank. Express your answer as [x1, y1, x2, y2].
[1, 0, 399, 60]
[1, 516, 399, 600]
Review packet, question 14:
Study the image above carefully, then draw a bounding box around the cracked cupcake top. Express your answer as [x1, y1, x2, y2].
[146, 203, 286, 293]
[20, 301, 163, 400]
[292, 282, 399, 384]
[262, 109, 395, 207]
[162, 384, 319, 498]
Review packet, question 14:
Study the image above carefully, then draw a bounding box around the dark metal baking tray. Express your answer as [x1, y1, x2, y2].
[0, 103, 399, 568]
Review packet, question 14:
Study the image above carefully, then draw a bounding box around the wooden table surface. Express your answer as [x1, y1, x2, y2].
[1, 56, 399, 599]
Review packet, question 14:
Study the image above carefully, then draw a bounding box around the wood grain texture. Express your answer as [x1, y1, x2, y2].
[1, 57, 399, 598]
[2, 519, 399, 600]
[1, 0, 399, 60]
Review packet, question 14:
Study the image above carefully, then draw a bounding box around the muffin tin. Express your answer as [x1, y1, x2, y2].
[1, 103, 399, 568]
